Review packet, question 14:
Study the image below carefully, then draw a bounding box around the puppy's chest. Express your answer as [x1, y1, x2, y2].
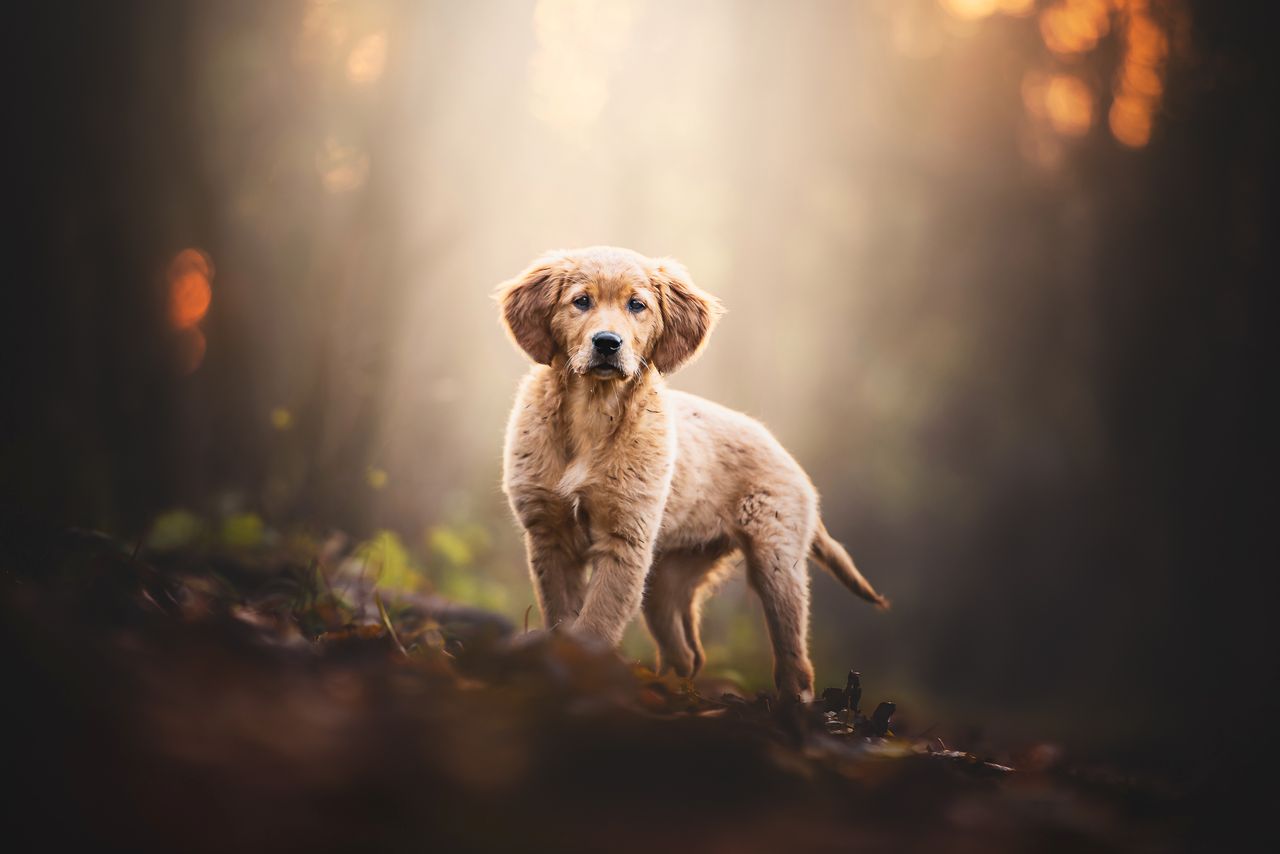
[506, 382, 675, 519]
[513, 430, 672, 516]
[553, 457, 594, 501]
[545, 449, 665, 507]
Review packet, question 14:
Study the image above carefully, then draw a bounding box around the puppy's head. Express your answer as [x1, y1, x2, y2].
[497, 247, 722, 380]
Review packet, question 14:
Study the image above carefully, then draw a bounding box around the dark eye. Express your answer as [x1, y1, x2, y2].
[573, 295, 591, 310]
[627, 298, 646, 313]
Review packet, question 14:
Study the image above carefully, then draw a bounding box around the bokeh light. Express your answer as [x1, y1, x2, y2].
[939, 0, 999, 20]
[167, 248, 213, 330]
[1043, 73, 1094, 136]
[1107, 0, 1173, 148]
[528, 0, 636, 141]
[945, 0, 1188, 150]
[1109, 93, 1153, 147]
[346, 32, 387, 84]
[940, 0, 1036, 20]
[1039, 0, 1111, 56]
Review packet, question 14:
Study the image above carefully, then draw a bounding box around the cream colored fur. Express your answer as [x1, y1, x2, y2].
[498, 246, 886, 702]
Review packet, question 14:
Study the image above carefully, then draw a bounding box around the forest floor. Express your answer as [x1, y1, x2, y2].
[1, 528, 1221, 853]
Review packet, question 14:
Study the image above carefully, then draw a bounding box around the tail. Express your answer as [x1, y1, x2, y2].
[810, 520, 890, 609]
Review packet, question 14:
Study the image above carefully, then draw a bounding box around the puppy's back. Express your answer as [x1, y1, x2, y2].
[660, 389, 816, 539]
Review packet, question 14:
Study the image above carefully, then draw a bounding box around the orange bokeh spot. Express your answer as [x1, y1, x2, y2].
[1044, 74, 1094, 136]
[1109, 95, 1152, 147]
[1124, 12, 1168, 66]
[1117, 60, 1162, 99]
[168, 248, 214, 329]
[939, 0, 998, 20]
[1105, 5, 1166, 149]
[1040, 0, 1111, 56]
[170, 272, 211, 328]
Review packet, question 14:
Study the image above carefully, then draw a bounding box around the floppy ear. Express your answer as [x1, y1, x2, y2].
[496, 254, 565, 365]
[649, 259, 723, 375]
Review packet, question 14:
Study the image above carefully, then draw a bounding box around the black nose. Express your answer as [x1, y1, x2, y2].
[592, 331, 623, 354]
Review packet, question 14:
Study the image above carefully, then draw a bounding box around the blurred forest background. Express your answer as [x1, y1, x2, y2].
[4, 0, 1273, 774]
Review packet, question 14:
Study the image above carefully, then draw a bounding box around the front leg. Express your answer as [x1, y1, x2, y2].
[523, 527, 587, 630]
[573, 510, 659, 646]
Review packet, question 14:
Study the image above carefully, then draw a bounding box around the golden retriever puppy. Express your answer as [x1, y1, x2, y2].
[498, 246, 886, 701]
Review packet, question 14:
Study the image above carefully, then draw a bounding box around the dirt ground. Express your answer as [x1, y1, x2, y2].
[2, 529, 1241, 853]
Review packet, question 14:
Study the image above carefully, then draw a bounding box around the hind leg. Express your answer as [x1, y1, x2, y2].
[745, 541, 814, 702]
[642, 549, 728, 677]
[741, 498, 818, 702]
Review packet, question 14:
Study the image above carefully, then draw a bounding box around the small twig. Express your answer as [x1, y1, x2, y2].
[374, 592, 409, 657]
[523, 604, 534, 633]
